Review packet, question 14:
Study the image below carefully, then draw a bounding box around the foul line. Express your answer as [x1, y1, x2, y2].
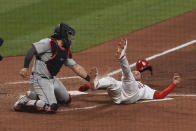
[107, 40, 196, 76]
[2, 40, 196, 85]
[58, 92, 196, 112]
[58, 104, 104, 112]
[68, 91, 196, 97]
[58, 98, 174, 112]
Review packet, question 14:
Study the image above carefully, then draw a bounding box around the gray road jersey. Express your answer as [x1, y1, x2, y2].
[32, 38, 76, 78]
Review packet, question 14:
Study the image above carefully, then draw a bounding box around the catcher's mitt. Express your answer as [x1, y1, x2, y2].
[79, 84, 90, 92]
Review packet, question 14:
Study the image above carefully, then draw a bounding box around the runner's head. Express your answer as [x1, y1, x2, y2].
[132, 71, 141, 81]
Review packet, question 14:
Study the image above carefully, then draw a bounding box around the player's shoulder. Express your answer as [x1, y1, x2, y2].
[32, 38, 51, 47]
[36, 38, 51, 44]
[32, 38, 51, 54]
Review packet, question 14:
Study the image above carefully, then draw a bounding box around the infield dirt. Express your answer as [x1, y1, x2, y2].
[0, 10, 196, 131]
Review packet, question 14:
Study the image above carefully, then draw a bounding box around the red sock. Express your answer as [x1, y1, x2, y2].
[153, 83, 176, 99]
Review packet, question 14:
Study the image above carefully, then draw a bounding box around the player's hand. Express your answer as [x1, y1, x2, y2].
[19, 68, 29, 79]
[173, 73, 181, 85]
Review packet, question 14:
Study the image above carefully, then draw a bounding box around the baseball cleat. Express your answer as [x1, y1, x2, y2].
[89, 67, 98, 90]
[13, 95, 28, 111]
[116, 39, 128, 60]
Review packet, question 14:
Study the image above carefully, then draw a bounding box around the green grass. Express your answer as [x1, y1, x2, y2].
[0, 0, 196, 56]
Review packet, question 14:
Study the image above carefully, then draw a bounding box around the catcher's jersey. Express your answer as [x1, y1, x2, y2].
[32, 38, 76, 78]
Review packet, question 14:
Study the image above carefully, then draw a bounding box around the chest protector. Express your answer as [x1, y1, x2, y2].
[46, 40, 72, 76]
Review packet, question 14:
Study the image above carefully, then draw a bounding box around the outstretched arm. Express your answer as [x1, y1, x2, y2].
[153, 73, 181, 99]
[20, 47, 36, 78]
[70, 64, 90, 82]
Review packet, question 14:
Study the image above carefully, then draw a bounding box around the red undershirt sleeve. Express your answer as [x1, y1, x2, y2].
[153, 83, 176, 99]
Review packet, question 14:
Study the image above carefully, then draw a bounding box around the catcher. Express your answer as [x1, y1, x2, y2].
[14, 22, 91, 113]
[88, 39, 181, 104]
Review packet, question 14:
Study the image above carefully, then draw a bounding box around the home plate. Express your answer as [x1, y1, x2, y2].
[68, 91, 88, 95]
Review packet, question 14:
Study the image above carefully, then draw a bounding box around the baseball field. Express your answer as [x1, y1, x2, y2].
[0, 0, 196, 131]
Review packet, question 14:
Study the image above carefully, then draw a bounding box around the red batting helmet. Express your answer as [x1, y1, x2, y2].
[136, 59, 153, 75]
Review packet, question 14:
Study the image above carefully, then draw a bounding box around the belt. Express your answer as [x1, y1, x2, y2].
[32, 72, 54, 79]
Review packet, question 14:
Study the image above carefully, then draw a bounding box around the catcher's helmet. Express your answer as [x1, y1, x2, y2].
[0, 37, 3, 47]
[52, 22, 75, 40]
[136, 59, 153, 75]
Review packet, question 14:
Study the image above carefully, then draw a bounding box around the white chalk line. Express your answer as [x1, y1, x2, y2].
[108, 40, 196, 76]
[1, 40, 195, 112]
[58, 104, 103, 112]
[3, 40, 196, 112]
[58, 91, 196, 112]
[3, 40, 196, 85]
[58, 98, 174, 112]
[69, 91, 196, 97]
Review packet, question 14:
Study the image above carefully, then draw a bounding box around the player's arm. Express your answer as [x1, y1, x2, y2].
[64, 59, 90, 82]
[20, 38, 50, 78]
[20, 47, 36, 78]
[70, 64, 90, 82]
[153, 73, 181, 99]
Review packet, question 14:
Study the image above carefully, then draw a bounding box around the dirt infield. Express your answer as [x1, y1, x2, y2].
[0, 10, 196, 131]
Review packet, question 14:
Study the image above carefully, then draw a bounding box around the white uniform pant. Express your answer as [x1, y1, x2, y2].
[95, 57, 140, 104]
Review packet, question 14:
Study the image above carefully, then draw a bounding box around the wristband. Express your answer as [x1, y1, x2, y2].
[84, 75, 90, 82]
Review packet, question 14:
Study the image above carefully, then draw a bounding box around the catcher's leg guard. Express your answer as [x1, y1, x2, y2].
[43, 103, 58, 113]
[14, 96, 52, 113]
[49, 103, 58, 112]
[24, 100, 58, 113]
[25, 100, 46, 112]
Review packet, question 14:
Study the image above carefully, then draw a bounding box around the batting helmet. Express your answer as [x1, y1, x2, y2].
[52, 22, 75, 40]
[0, 37, 4, 47]
[136, 59, 153, 75]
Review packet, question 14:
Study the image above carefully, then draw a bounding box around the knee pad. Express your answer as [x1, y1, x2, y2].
[25, 100, 46, 113]
[57, 94, 72, 105]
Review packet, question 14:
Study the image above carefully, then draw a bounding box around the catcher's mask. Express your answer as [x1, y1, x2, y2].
[136, 59, 153, 75]
[51, 22, 75, 48]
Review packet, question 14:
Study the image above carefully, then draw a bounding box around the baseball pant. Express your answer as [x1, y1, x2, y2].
[15, 74, 71, 112]
[95, 57, 139, 104]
